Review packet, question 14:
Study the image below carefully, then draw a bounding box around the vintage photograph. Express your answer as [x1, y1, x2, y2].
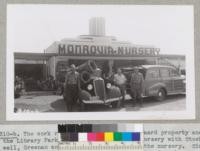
[7, 4, 195, 120]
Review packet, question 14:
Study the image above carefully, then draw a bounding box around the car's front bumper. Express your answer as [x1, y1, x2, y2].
[82, 96, 122, 104]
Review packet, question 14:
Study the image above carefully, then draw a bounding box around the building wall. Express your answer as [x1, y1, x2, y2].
[14, 52, 185, 81]
[47, 56, 56, 78]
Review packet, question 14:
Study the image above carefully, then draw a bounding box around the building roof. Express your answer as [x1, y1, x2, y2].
[14, 52, 55, 60]
[140, 64, 176, 69]
[14, 52, 185, 60]
[159, 54, 185, 59]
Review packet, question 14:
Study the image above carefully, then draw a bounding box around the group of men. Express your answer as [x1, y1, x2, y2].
[113, 68, 144, 107]
[64, 64, 144, 111]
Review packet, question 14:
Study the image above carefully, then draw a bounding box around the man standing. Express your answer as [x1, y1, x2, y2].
[64, 64, 80, 111]
[130, 67, 144, 107]
[114, 68, 127, 106]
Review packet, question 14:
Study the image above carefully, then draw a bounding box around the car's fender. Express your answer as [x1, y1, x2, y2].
[79, 90, 91, 101]
[146, 82, 166, 96]
[107, 86, 121, 99]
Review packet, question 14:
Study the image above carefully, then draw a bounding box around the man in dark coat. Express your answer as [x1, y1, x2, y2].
[130, 67, 144, 107]
[64, 64, 80, 111]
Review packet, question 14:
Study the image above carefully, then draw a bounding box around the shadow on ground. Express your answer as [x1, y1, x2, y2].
[46, 99, 67, 112]
[46, 94, 186, 112]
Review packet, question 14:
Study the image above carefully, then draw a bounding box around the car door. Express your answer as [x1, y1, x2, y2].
[170, 68, 185, 92]
[160, 67, 173, 93]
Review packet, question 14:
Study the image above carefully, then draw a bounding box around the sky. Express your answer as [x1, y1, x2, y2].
[7, 5, 194, 55]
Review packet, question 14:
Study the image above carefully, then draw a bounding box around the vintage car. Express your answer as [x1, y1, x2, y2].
[76, 60, 122, 110]
[122, 65, 186, 101]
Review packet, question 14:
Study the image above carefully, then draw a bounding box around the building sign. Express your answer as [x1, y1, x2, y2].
[58, 44, 160, 57]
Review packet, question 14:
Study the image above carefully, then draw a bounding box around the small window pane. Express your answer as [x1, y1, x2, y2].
[160, 68, 170, 78]
[147, 69, 159, 79]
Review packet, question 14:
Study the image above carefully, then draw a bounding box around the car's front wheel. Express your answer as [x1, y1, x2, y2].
[156, 88, 166, 101]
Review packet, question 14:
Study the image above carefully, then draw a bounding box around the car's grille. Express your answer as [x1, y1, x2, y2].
[93, 78, 106, 100]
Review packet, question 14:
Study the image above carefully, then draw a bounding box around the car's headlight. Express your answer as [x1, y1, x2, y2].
[87, 84, 93, 90]
[106, 83, 112, 89]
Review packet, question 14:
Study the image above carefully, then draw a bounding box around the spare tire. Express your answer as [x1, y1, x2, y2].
[80, 71, 91, 83]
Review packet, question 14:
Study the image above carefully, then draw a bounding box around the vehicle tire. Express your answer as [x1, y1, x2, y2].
[111, 100, 121, 108]
[156, 88, 166, 101]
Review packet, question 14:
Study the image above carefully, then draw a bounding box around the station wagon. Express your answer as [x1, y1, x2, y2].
[122, 65, 185, 101]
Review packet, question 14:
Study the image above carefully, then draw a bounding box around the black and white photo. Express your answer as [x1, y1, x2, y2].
[7, 4, 195, 120]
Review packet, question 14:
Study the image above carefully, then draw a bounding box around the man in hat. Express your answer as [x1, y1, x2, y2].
[114, 68, 127, 107]
[130, 67, 144, 107]
[64, 64, 80, 111]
